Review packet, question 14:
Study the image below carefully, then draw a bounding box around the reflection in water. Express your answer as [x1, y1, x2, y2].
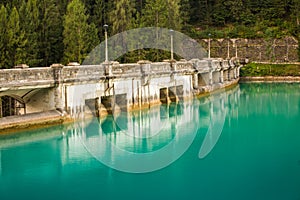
[0, 85, 240, 174]
[238, 83, 300, 117]
[79, 101, 200, 173]
[198, 85, 240, 158]
[1, 84, 300, 200]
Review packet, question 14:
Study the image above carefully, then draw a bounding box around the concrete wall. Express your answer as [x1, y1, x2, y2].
[0, 58, 243, 118]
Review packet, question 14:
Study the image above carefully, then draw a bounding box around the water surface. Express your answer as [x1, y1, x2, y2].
[0, 83, 300, 200]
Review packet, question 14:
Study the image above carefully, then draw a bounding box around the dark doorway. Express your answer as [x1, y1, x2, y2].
[0, 96, 26, 118]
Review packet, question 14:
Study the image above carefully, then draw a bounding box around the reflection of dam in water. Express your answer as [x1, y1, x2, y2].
[64, 85, 241, 172]
[0, 84, 241, 175]
[2, 83, 300, 200]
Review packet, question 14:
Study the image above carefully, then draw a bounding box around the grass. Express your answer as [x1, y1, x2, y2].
[240, 63, 300, 77]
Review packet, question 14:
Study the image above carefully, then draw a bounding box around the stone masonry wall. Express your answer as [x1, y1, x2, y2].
[200, 36, 299, 62]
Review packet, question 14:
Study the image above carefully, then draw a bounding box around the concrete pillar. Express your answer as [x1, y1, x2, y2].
[212, 71, 220, 84]
[229, 69, 232, 80]
[138, 60, 151, 85]
[95, 97, 101, 117]
[237, 66, 241, 77]
[103, 61, 112, 76]
[51, 64, 64, 112]
[193, 73, 198, 89]
[223, 70, 228, 82]
[234, 67, 237, 79]
[209, 71, 213, 85]
[169, 86, 178, 103]
[220, 70, 224, 83]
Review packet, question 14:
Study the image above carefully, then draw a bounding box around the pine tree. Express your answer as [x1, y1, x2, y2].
[39, 0, 64, 66]
[6, 7, 27, 68]
[180, 0, 190, 26]
[63, 0, 99, 64]
[109, 0, 136, 35]
[140, 0, 182, 61]
[19, 0, 40, 67]
[142, 0, 168, 28]
[0, 5, 7, 68]
[168, 0, 182, 30]
[0, 0, 22, 10]
[91, 0, 104, 39]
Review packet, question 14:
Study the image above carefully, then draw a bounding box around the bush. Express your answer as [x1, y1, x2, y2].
[240, 63, 300, 77]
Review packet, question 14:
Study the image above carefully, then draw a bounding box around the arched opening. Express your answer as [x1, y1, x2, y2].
[0, 95, 26, 118]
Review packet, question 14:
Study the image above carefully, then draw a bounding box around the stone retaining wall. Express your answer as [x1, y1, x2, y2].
[200, 37, 299, 62]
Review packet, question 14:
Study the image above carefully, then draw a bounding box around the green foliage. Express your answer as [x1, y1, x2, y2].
[62, 0, 99, 64]
[39, 0, 64, 66]
[136, 0, 182, 61]
[90, 0, 104, 39]
[109, 0, 136, 35]
[19, 0, 41, 67]
[6, 7, 27, 67]
[0, 0, 300, 66]
[180, 0, 190, 26]
[240, 63, 300, 77]
[0, 5, 7, 68]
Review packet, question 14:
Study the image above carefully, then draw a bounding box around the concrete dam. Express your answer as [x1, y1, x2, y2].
[0, 58, 244, 130]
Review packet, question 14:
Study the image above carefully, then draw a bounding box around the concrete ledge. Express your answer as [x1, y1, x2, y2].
[240, 76, 300, 83]
[0, 110, 69, 134]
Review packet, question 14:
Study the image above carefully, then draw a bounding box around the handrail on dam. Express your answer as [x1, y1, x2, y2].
[0, 58, 245, 90]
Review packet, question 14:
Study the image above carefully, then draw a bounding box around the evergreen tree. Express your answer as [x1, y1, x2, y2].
[142, 0, 182, 29]
[6, 7, 27, 67]
[142, 0, 168, 27]
[19, 0, 40, 67]
[63, 0, 99, 64]
[135, 0, 145, 15]
[180, 0, 190, 26]
[140, 0, 183, 61]
[212, 0, 228, 26]
[39, 0, 64, 66]
[0, 0, 22, 10]
[109, 0, 136, 35]
[91, 0, 104, 39]
[168, 0, 182, 30]
[0, 5, 7, 68]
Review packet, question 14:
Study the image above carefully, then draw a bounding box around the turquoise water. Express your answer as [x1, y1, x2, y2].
[1, 83, 300, 200]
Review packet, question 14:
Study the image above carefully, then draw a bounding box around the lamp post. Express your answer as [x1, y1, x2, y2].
[208, 33, 211, 59]
[103, 24, 109, 62]
[170, 29, 174, 60]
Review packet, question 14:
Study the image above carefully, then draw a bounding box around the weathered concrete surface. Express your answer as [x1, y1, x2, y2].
[0, 110, 67, 134]
[0, 58, 244, 133]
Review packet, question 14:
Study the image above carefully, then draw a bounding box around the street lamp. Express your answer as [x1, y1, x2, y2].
[103, 24, 109, 62]
[208, 33, 211, 59]
[170, 29, 174, 60]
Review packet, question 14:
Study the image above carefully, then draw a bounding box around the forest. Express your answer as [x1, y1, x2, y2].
[0, 0, 299, 68]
